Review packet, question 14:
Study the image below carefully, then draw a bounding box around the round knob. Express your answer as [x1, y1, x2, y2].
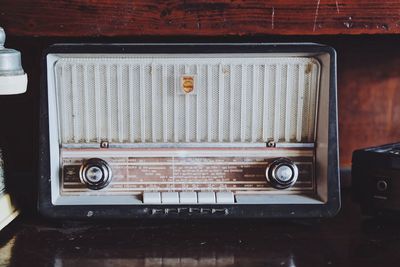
[79, 158, 112, 190]
[376, 180, 388, 192]
[265, 158, 298, 189]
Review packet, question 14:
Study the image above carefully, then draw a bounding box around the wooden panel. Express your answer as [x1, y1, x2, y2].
[1, 0, 400, 36]
[0, 191, 397, 267]
[338, 40, 400, 168]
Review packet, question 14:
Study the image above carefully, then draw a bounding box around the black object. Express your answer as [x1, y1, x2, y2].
[352, 142, 400, 216]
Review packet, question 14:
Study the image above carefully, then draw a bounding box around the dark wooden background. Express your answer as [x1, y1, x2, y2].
[0, 1, 399, 196]
[2, 0, 400, 36]
[1, 3, 400, 265]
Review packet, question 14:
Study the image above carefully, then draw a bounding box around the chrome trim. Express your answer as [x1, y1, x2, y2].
[275, 143, 314, 148]
[61, 142, 315, 149]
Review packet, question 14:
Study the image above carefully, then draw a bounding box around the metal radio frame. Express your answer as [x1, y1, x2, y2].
[38, 43, 340, 219]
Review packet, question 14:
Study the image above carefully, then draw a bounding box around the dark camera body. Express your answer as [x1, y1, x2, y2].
[352, 143, 400, 216]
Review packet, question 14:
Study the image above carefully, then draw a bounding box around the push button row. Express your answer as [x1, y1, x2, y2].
[143, 192, 234, 204]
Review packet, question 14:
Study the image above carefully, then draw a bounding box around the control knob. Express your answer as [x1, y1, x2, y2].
[266, 158, 299, 189]
[79, 158, 112, 190]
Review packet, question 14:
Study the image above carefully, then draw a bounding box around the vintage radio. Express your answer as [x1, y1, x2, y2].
[38, 43, 340, 218]
[352, 143, 400, 216]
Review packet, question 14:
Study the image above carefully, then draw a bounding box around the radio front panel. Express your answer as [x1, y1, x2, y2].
[39, 44, 340, 218]
[57, 148, 315, 205]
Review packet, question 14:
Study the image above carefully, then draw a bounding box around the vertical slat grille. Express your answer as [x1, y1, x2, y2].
[54, 55, 320, 144]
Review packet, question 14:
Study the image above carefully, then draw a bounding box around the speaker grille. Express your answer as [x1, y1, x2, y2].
[54, 55, 320, 144]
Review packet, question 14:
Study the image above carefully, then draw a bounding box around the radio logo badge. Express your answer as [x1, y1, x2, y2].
[181, 75, 195, 94]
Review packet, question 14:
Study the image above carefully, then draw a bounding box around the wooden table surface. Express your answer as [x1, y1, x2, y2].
[0, 189, 399, 267]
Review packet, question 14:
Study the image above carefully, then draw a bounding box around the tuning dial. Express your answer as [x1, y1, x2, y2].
[266, 158, 299, 189]
[79, 158, 112, 190]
